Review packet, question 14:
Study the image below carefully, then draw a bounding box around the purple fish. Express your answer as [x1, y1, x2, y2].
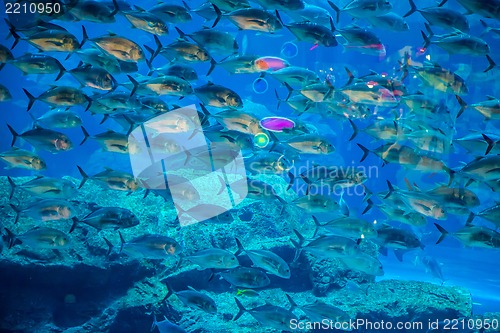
[259, 117, 295, 132]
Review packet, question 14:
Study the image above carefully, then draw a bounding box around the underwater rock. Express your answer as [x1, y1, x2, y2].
[0, 176, 475, 332]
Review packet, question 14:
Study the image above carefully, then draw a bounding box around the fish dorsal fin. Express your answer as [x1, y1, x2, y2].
[103, 166, 114, 171]
[404, 178, 414, 191]
[486, 95, 497, 100]
[107, 31, 117, 36]
[415, 91, 424, 95]
[187, 286, 198, 292]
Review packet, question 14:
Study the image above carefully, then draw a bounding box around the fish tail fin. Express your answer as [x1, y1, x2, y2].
[344, 67, 355, 86]
[403, 0, 417, 17]
[127, 75, 139, 97]
[4, 227, 17, 249]
[9, 27, 20, 50]
[275, 195, 288, 216]
[207, 58, 217, 76]
[175, 27, 186, 39]
[284, 82, 293, 101]
[482, 133, 495, 155]
[76, 165, 89, 189]
[9, 204, 21, 224]
[151, 35, 163, 63]
[109, 0, 119, 17]
[83, 94, 92, 111]
[80, 126, 90, 145]
[6, 124, 18, 147]
[465, 212, 475, 226]
[103, 237, 113, 256]
[291, 229, 304, 261]
[484, 55, 496, 73]
[455, 95, 467, 118]
[286, 294, 298, 311]
[434, 223, 448, 244]
[420, 30, 431, 50]
[274, 89, 282, 110]
[384, 180, 395, 199]
[362, 198, 373, 215]
[55, 61, 66, 81]
[234, 237, 245, 256]
[348, 118, 358, 141]
[327, 1, 340, 23]
[212, 4, 222, 28]
[357, 143, 370, 162]
[286, 170, 295, 191]
[216, 175, 227, 196]
[274, 10, 283, 26]
[69, 217, 79, 233]
[312, 215, 322, 237]
[80, 25, 89, 49]
[162, 282, 174, 303]
[233, 297, 247, 321]
[7, 176, 16, 200]
[480, 19, 491, 37]
[118, 231, 125, 254]
[437, 0, 447, 6]
[150, 312, 158, 332]
[173, 202, 187, 217]
[23, 88, 36, 112]
[446, 169, 455, 186]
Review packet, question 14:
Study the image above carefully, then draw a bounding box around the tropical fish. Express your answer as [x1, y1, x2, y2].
[128, 75, 193, 97]
[385, 180, 447, 220]
[435, 223, 500, 249]
[23, 87, 91, 111]
[176, 27, 238, 55]
[195, 82, 243, 108]
[276, 11, 337, 47]
[212, 7, 282, 33]
[149, 1, 192, 23]
[235, 238, 290, 278]
[218, 267, 270, 288]
[366, 13, 409, 32]
[77, 166, 140, 192]
[71, 207, 139, 232]
[10, 28, 80, 52]
[467, 204, 500, 229]
[5, 227, 70, 249]
[328, 0, 392, 22]
[404, 0, 470, 32]
[68, 65, 117, 91]
[119, 232, 182, 259]
[287, 295, 351, 324]
[10, 199, 77, 224]
[185, 248, 239, 269]
[164, 284, 217, 314]
[69, 0, 119, 23]
[7, 176, 76, 200]
[0, 147, 46, 170]
[292, 229, 361, 260]
[9, 53, 65, 80]
[341, 254, 384, 276]
[313, 216, 377, 239]
[7, 124, 73, 153]
[233, 297, 298, 331]
[81, 26, 145, 63]
[151, 313, 186, 333]
[123, 9, 169, 36]
[31, 110, 82, 129]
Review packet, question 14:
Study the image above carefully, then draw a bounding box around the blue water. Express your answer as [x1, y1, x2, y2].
[0, 0, 499, 331]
